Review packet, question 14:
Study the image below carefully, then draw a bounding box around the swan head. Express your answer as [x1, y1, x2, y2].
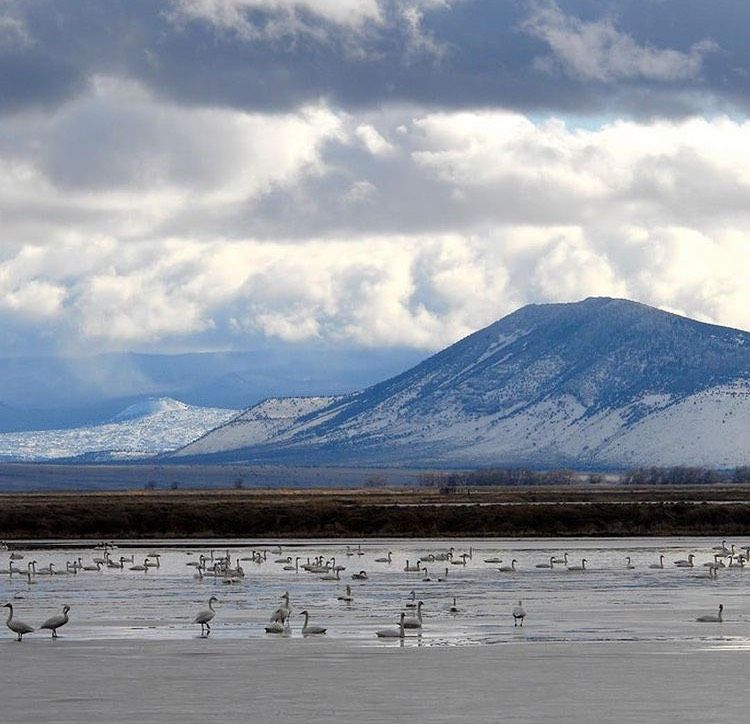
[719, 604, 724, 612]
[208, 596, 219, 604]
[2, 602, 10, 608]
[63, 605, 71, 614]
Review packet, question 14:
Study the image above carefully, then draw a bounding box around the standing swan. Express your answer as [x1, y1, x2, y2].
[376, 612, 406, 639]
[403, 601, 423, 629]
[194, 596, 218, 636]
[3, 603, 34, 641]
[696, 604, 723, 623]
[300, 610, 327, 634]
[512, 600, 527, 627]
[40, 605, 70, 639]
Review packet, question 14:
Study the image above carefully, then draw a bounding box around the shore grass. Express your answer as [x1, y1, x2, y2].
[2, 485, 750, 539]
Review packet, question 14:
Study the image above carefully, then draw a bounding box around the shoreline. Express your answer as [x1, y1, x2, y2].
[3, 485, 750, 539]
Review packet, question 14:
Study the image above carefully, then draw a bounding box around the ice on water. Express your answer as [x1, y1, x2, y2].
[2, 537, 746, 650]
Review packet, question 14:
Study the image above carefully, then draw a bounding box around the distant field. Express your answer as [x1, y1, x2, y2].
[3, 485, 750, 539]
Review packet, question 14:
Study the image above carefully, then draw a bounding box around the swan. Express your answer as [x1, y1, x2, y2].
[512, 600, 526, 627]
[712, 540, 729, 552]
[194, 596, 218, 636]
[696, 604, 723, 623]
[351, 570, 368, 580]
[649, 555, 665, 569]
[300, 610, 327, 634]
[375, 551, 392, 563]
[449, 597, 459, 613]
[483, 557, 502, 563]
[625, 556, 635, 569]
[82, 561, 102, 572]
[567, 558, 587, 571]
[320, 568, 340, 581]
[674, 554, 695, 568]
[403, 601, 423, 629]
[405, 590, 417, 608]
[9, 552, 24, 560]
[376, 612, 406, 639]
[283, 557, 300, 572]
[404, 560, 421, 572]
[498, 559, 517, 573]
[551, 552, 568, 565]
[3, 603, 34, 641]
[337, 585, 354, 602]
[129, 559, 149, 572]
[535, 556, 555, 569]
[270, 592, 292, 623]
[40, 605, 70, 639]
[437, 568, 450, 582]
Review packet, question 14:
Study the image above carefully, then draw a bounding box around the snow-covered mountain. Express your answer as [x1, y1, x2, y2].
[172, 298, 750, 468]
[0, 398, 238, 461]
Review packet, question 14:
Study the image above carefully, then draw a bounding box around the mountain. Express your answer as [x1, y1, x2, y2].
[171, 298, 750, 469]
[0, 346, 423, 432]
[0, 398, 237, 462]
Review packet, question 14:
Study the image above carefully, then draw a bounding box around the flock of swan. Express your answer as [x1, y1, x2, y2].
[1, 539, 737, 642]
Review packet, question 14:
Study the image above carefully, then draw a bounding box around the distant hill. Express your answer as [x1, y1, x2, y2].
[171, 298, 750, 469]
[0, 398, 237, 462]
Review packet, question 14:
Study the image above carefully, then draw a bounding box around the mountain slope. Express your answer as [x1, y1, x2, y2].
[170, 298, 750, 468]
[0, 398, 238, 461]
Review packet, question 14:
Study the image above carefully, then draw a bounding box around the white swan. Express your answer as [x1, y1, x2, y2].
[551, 552, 568, 565]
[403, 601, 423, 629]
[300, 610, 327, 635]
[498, 559, 517, 573]
[265, 618, 292, 634]
[405, 590, 417, 608]
[194, 596, 218, 636]
[40, 605, 70, 639]
[535, 556, 555, 569]
[375, 551, 392, 563]
[696, 604, 723, 623]
[483, 557, 502, 563]
[337, 585, 354, 602]
[674, 554, 695, 568]
[129, 559, 149, 572]
[404, 560, 421, 572]
[376, 612, 406, 639]
[449, 597, 459, 613]
[351, 570, 368, 580]
[649, 555, 665, 569]
[3, 603, 34, 641]
[270, 592, 291, 623]
[512, 600, 526, 627]
[625, 556, 635, 569]
[567, 558, 587, 571]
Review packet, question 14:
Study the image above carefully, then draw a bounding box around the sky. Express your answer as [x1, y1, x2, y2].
[1, 0, 750, 359]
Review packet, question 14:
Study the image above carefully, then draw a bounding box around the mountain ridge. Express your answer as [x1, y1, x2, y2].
[172, 298, 750, 468]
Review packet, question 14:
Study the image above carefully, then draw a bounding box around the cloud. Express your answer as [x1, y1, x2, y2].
[523, 1, 717, 83]
[0, 75, 749, 353]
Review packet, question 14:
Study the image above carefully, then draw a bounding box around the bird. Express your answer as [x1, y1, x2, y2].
[376, 612, 406, 639]
[40, 605, 71, 639]
[337, 585, 354, 602]
[483, 557, 503, 564]
[449, 597, 459, 613]
[351, 570, 368, 580]
[551, 553, 569, 565]
[3, 603, 34, 641]
[498, 559, 517, 573]
[264, 619, 291, 634]
[696, 604, 723, 623]
[129, 559, 149, 572]
[405, 590, 417, 608]
[649, 555, 665, 569]
[270, 592, 292, 623]
[194, 596, 218, 636]
[512, 600, 527, 627]
[374, 551, 392, 563]
[535, 556, 555, 569]
[625, 556, 635, 569]
[300, 610, 327, 634]
[403, 601, 423, 629]
[567, 558, 587, 572]
[674, 554, 695, 568]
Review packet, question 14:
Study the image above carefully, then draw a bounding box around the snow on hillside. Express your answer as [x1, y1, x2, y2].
[173, 396, 342, 457]
[0, 398, 238, 461]
[168, 298, 750, 468]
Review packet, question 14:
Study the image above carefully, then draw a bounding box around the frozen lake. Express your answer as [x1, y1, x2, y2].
[2, 537, 748, 722]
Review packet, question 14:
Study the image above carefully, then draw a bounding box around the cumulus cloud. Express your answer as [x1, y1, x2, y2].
[524, 1, 717, 82]
[0, 74, 749, 353]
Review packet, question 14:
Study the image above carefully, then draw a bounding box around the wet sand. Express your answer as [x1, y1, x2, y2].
[2, 638, 744, 723]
